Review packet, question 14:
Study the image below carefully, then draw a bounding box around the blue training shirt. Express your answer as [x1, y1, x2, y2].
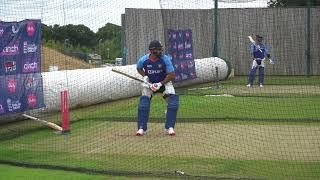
[136, 54, 174, 83]
[250, 43, 269, 59]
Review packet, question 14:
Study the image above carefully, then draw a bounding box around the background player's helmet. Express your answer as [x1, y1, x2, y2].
[149, 40, 163, 50]
[256, 35, 263, 43]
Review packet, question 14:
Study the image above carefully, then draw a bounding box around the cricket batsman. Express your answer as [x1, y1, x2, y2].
[136, 40, 178, 136]
[247, 35, 274, 88]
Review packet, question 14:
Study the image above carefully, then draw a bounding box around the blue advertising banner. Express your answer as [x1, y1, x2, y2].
[167, 29, 196, 82]
[0, 19, 45, 115]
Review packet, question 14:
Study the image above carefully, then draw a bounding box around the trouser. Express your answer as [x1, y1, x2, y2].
[137, 81, 179, 131]
[248, 58, 265, 85]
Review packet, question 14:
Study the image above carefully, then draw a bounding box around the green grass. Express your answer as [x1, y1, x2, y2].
[1, 76, 320, 179]
[69, 95, 320, 122]
[0, 164, 172, 180]
[0, 164, 108, 180]
[222, 75, 320, 85]
[1, 120, 320, 179]
[1, 148, 319, 179]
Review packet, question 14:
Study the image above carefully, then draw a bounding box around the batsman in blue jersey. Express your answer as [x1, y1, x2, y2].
[136, 40, 178, 136]
[247, 35, 274, 88]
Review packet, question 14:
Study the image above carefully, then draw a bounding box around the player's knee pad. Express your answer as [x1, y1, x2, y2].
[167, 94, 179, 111]
[164, 81, 175, 95]
[142, 87, 152, 97]
[138, 96, 150, 111]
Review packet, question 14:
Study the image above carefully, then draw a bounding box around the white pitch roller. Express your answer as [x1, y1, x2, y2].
[0, 57, 229, 123]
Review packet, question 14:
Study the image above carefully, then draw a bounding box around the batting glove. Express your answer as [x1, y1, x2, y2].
[150, 82, 162, 92]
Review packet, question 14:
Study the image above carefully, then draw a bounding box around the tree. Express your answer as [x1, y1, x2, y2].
[95, 23, 121, 61]
[58, 24, 97, 47]
[96, 23, 121, 42]
[41, 24, 53, 42]
[41, 22, 122, 64]
[268, 0, 320, 7]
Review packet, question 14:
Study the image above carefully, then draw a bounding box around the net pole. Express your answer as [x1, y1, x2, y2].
[213, 0, 219, 57]
[306, 0, 311, 76]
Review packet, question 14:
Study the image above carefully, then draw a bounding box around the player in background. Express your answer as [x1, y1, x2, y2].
[247, 35, 274, 88]
[136, 40, 179, 136]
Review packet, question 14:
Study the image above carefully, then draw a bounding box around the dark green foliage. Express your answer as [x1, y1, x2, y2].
[95, 23, 122, 62]
[96, 23, 121, 42]
[40, 23, 121, 63]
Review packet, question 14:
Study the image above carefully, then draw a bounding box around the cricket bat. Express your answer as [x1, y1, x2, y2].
[111, 68, 152, 89]
[248, 35, 263, 52]
[23, 114, 63, 131]
[111, 69, 144, 82]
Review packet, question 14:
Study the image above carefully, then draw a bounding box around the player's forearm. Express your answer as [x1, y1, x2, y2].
[160, 72, 175, 85]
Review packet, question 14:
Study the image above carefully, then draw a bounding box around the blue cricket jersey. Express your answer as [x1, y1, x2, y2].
[250, 44, 269, 59]
[136, 54, 174, 83]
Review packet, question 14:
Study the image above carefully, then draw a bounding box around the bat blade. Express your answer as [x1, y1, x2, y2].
[23, 114, 63, 131]
[248, 36, 263, 52]
[248, 35, 255, 43]
[111, 68, 144, 83]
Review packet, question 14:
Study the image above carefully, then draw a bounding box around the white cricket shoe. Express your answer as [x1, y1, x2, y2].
[136, 129, 145, 136]
[247, 84, 253, 88]
[165, 127, 175, 136]
[259, 84, 264, 88]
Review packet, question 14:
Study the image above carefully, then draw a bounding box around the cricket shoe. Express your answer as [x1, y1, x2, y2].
[136, 129, 146, 136]
[246, 84, 253, 88]
[165, 127, 175, 136]
[259, 84, 264, 88]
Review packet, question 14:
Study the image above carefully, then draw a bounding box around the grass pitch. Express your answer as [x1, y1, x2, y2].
[0, 76, 320, 179]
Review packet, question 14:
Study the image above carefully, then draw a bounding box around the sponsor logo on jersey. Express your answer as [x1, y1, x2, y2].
[1, 44, 19, 56]
[23, 41, 37, 53]
[7, 98, 21, 112]
[147, 69, 162, 74]
[4, 61, 17, 73]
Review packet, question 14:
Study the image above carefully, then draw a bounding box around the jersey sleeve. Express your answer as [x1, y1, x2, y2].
[162, 55, 175, 73]
[136, 54, 148, 70]
[249, 44, 255, 54]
